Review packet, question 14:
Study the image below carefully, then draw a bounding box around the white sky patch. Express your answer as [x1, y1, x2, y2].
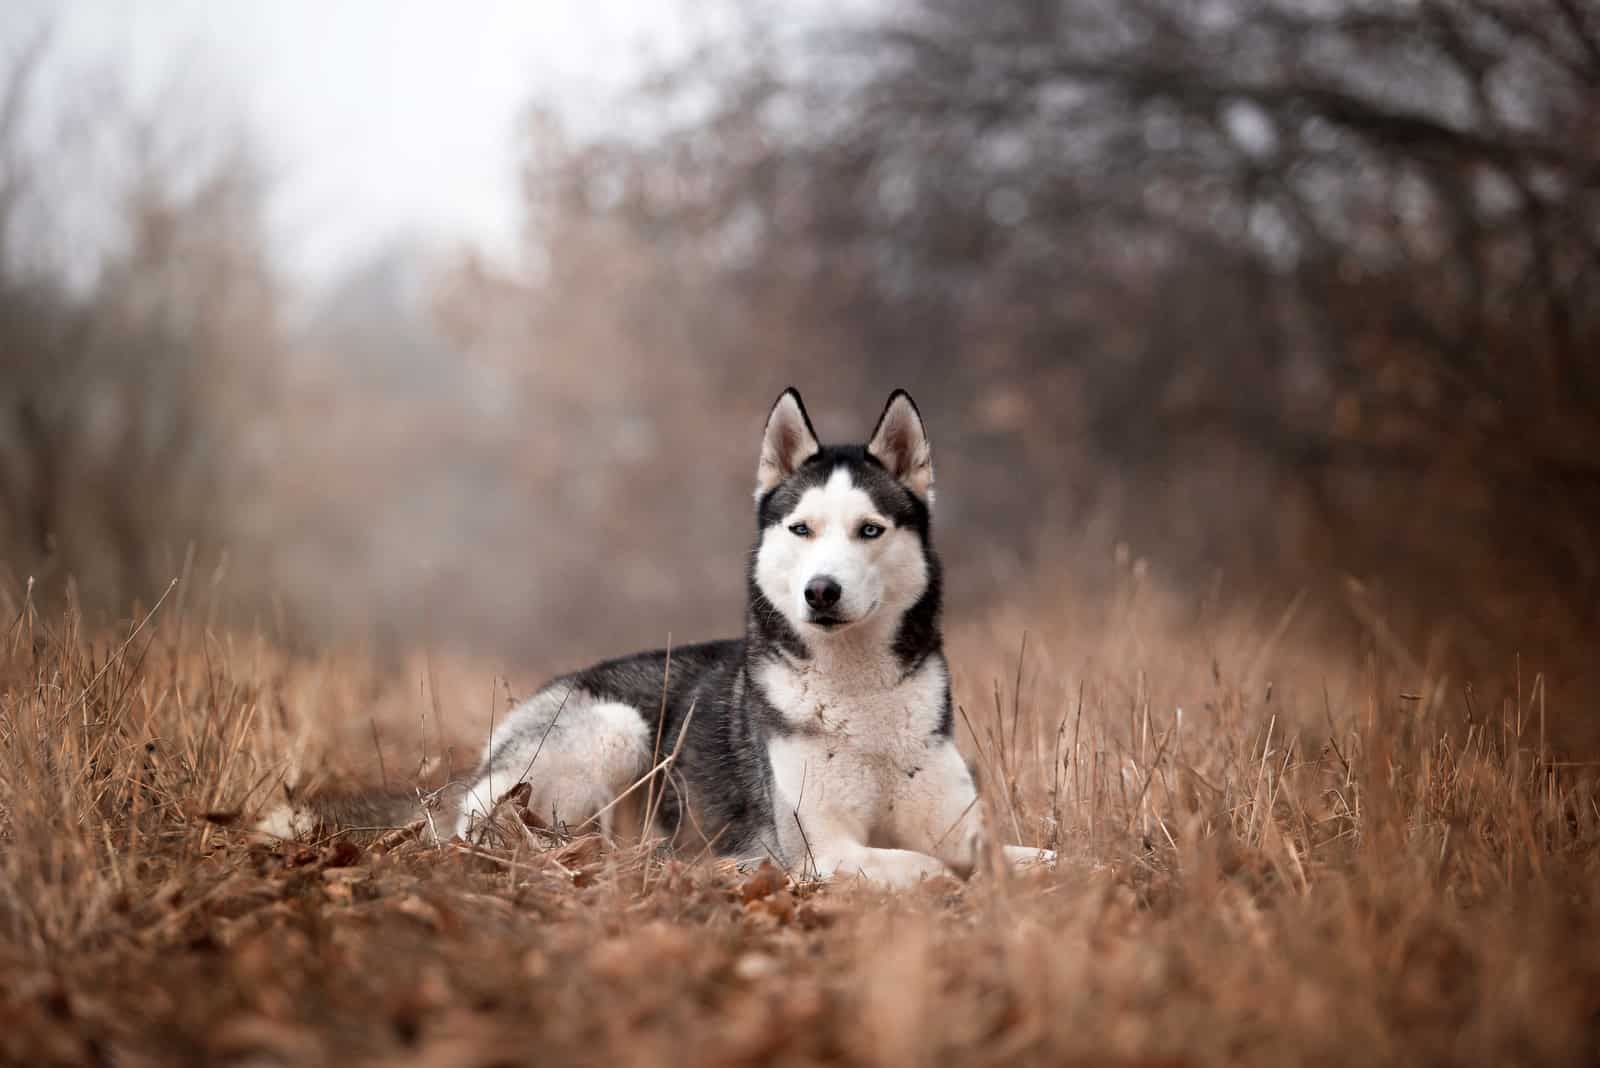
[4, 0, 700, 289]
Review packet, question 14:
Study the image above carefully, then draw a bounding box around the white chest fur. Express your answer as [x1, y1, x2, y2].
[758, 651, 951, 851]
[756, 649, 947, 742]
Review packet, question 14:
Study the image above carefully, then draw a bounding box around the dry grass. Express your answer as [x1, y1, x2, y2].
[2, 573, 1598, 1068]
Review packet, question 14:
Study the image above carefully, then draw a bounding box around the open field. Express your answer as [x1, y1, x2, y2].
[2, 576, 1598, 1068]
[4, 4, 1599, 1066]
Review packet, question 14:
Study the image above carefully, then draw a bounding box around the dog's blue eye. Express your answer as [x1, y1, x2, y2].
[859, 522, 884, 539]
[788, 522, 812, 537]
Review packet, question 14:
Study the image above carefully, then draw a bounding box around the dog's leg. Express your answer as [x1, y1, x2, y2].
[457, 694, 652, 839]
[775, 794, 951, 885]
[1003, 843, 1057, 867]
[886, 741, 984, 874]
[889, 740, 1057, 875]
[769, 741, 950, 885]
[803, 837, 951, 887]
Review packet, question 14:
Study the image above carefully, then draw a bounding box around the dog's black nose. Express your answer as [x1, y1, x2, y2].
[804, 575, 842, 611]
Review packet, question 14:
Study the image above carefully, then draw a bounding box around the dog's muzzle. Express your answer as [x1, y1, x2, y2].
[804, 575, 844, 625]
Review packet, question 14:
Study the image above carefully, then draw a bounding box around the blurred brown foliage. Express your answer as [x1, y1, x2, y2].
[0, 33, 281, 613]
[4, 3, 1600, 674]
[445, 0, 1600, 666]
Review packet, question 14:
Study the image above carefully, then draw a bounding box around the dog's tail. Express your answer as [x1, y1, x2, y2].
[256, 787, 453, 843]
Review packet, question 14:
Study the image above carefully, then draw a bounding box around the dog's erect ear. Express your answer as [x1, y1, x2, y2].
[757, 387, 821, 497]
[867, 389, 933, 498]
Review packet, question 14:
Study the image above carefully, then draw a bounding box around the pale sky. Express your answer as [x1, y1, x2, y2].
[6, 0, 714, 289]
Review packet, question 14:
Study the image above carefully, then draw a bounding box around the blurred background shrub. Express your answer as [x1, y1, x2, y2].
[1, 1, 1596, 679]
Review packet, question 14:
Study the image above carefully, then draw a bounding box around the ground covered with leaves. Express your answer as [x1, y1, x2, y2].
[3, 585, 1598, 1067]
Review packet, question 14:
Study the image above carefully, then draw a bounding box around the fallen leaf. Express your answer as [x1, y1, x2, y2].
[747, 888, 797, 925]
[740, 860, 787, 904]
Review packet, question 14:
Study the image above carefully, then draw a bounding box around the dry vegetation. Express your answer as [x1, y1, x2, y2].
[4, 4, 1600, 1063]
[3, 571, 1597, 1068]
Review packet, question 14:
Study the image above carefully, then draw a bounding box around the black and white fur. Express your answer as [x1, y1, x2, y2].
[273, 390, 1054, 884]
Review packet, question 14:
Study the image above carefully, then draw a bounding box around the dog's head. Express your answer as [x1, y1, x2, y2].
[751, 388, 937, 643]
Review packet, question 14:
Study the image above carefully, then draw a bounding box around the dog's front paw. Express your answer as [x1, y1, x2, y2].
[1002, 844, 1058, 869]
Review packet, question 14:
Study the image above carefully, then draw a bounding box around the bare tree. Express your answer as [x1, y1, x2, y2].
[0, 38, 281, 611]
[481, 0, 1600, 643]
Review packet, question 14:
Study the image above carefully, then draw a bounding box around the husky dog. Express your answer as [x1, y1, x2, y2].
[268, 389, 1053, 884]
